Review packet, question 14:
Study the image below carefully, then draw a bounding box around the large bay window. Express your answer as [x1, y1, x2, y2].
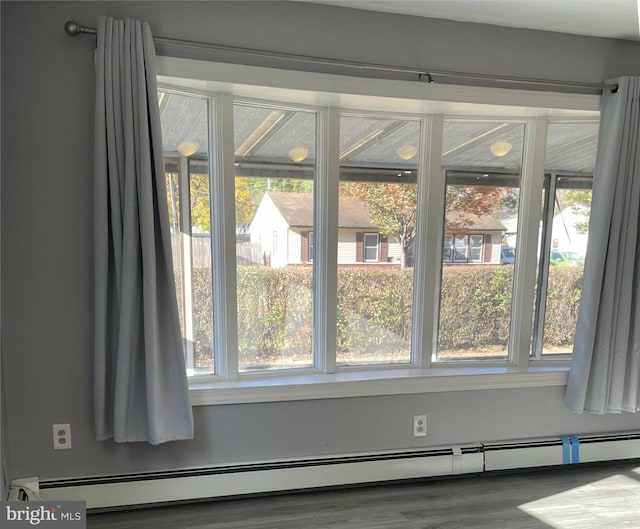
[158, 58, 600, 403]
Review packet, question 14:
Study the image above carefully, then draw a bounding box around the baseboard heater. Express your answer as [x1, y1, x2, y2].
[31, 432, 640, 510]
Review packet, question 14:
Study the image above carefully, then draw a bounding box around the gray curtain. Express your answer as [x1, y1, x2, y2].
[565, 76, 640, 414]
[94, 17, 194, 443]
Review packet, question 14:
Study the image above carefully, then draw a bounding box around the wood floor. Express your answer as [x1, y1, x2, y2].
[87, 460, 640, 528]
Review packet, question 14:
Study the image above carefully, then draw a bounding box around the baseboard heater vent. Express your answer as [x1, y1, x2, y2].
[483, 432, 640, 471]
[38, 447, 483, 509]
[35, 432, 640, 510]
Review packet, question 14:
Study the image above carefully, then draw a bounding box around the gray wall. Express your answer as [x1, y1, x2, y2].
[2, 1, 640, 482]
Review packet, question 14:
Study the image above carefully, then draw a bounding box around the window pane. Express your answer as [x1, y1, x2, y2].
[337, 115, 421, 366]
[364, 233, 379, 261]
[160, 91, 213, 376]
[437, 120, 525, 360]
[469, 235, 483, 262]
[234, 103, 316, 372]
[454, 236, 468, 262]
[443, 235, 453, 262]
[535, 122, 597, 356]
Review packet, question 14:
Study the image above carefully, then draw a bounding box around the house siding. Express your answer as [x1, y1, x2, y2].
[338, 231, 358, 264]
[249, 194, 290, 267]
[489, 233, 503, 263]
[287, 230, 303, 265]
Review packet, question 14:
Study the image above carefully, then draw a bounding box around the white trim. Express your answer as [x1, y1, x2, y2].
[413, 114, 443, 369]
[211, 93, 239, 379]
[188, 368, 568, 406]
[157, 57, 600, 116]
[315, 107, 340, 374]
[511, 117, 548, 367]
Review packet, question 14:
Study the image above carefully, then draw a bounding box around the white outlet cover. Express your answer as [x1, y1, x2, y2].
[52, 423, 72, 450]
[413, 415, 427, 437]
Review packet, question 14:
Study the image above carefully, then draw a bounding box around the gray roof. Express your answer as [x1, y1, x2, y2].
[267, 192, 377, 229]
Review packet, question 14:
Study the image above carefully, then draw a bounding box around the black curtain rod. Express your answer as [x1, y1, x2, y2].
[64, 21, 617, 94]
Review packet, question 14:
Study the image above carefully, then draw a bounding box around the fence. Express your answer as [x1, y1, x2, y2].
[171, 234, 263, 268]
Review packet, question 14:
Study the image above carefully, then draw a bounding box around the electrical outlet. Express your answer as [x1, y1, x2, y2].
[52, 423, 72, 450]
[413, 415, 427, 437]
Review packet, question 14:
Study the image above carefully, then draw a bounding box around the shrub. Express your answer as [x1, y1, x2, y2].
[438, 265, 513, 349]
[236, 266, 313, 365]
[182, 264, 584, 366]
[543, 266, 584, 346]
[336, 267, 413, 357]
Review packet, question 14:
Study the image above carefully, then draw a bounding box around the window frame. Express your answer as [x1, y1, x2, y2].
[157, 57, 600, 405]
[532, 170, 593, 360]
[468, 234, 484, 263]
[363, 232, 380, 262]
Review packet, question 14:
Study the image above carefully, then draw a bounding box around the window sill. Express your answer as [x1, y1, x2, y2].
[188, 366, 569, 406]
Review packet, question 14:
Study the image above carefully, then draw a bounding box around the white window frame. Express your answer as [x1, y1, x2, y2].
[468, 234, 484, 263]
[308, 231, 314, 262]
[157, 57, 600, 406]
[442, 235, 453, 262]
[453, 235, 469, 262]
[363, 233, 379, 262]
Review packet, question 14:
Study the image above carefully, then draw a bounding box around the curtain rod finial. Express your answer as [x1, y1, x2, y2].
[64, 21, 82, 36]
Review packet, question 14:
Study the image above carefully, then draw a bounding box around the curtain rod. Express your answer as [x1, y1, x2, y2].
[64, 21, 617, 94]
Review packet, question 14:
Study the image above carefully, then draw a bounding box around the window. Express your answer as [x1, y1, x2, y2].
[234, 102, 317, 372]
[336, 113, 420, 366]
[442, 235, 453, 262]
[307, 231, 314, 262]
[444, 234, 484, 263]
[158, 59, 600, 402]
[160, 91, 213, 376]
[437, 120, 524, 360]
[469, 235, 484, 262]
[363, 233, 379, 262]
[532, 121, 597, 358]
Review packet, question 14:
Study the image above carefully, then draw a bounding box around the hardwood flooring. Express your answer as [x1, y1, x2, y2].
[87, 460, 640, 528]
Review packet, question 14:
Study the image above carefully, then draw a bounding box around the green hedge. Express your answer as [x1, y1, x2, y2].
[185, 264, 584, 365]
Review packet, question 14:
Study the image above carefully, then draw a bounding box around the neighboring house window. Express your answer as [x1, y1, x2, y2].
[442, 235, 453, 262]
[446, 234, 485, 263]
[363, 233, 379, 262]
[453, 236, 468, 262]
[300, 231, 314, 262]
[159, 66, 598, 396]
[469, 235, 484, 262]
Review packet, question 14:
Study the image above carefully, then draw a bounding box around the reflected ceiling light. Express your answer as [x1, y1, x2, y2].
[396, 145, 417, 160]
[490, 141, 512, 157]
[288, 146, 309, 163]
[177, 140, 199, 157]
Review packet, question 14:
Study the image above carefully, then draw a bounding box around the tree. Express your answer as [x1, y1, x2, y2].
[235, 177, 255, 226]
[341, 181, 503, 267]
[557, 189, 592, 234]
[341, 181, 416, 267]
[444, 184, 504, 230]
[167, 172, 315, 235]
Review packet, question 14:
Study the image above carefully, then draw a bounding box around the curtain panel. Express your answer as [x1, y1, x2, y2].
[566, 77, 640, 414]
[94, 17, 194, 444]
